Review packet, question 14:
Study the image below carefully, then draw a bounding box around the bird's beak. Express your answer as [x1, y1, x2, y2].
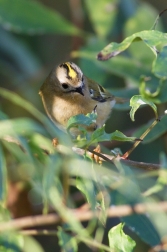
[75, 86, 84, 96]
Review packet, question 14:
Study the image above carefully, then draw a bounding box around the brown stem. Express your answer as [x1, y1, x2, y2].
[152, 8, 167, 30]
[73, 147, 160, 171]
[1, 201, 167, 232]
[122, 118, 159, 159]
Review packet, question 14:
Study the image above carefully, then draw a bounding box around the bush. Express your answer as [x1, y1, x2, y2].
[0, 0, 167, 251]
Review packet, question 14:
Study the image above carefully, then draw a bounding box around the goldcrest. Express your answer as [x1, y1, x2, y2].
[39, 62, 116, 136]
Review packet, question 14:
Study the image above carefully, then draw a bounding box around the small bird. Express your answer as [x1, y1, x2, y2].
[39, 62, 116, 137]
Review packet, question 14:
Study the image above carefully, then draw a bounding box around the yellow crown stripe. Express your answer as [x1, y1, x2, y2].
[65, 62, 77, 79]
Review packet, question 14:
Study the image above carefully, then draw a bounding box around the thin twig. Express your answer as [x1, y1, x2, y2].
[73, 147, 160, 171]
[21, 229, 57, 235]
[122, 118, 159, 159]
[1, 201, 167, 232]
[152, 8, 167, 30]
[0, 214, 61, 232]
[120, 158, 160, 171]
[3, 133, 160, 171]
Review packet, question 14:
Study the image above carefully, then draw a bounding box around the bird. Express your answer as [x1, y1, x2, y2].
[39, 62, 116, 137]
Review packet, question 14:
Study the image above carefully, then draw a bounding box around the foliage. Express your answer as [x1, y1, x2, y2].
[0, 0, 81, 35]
[108, 223, 136, 252]
[0, 0, 167, 252]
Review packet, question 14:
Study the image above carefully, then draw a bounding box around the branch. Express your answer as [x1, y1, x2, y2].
[0, 214, 61, 232]
[3, 136, 160, 171]
[21, 230, 57, 235]
[1, 201, 167, 232]
[73, 147, 160, 171]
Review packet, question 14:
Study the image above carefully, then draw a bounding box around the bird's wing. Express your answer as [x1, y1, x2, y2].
[86, 77, 114, 103]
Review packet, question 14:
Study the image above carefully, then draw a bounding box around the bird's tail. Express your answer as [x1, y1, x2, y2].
[115, 97, 129, 104]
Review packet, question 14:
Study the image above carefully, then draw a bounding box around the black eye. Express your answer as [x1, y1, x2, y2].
[62, 83, 69, 89]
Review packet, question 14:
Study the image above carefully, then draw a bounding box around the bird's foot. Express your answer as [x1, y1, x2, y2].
[91, 144, 102, 164]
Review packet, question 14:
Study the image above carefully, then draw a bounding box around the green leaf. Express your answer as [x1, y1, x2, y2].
[72, 122, 136, 147]
[139, 80, 160, 101]
[23, 236, 44, 252]
[30, 133, 54, 154]
[143, 169, 167, 197]
[76, 178, 97, 210]
[143, 154, 167, 196]
[0, 0, 81, 35]
[139, 78, 167, 104]
[74, 47, 159, 88]
[57, 227, 78, 252]
[97, 30, 167, 60]
[0, 232, 24, 252]
[87, 127, 136, 147]
[49, 187, 87, 237]
[121, 197, 167, 247]
[152, 46, 167, 79]
[28, 133, 56, 164]
[0, 118, 45, 138]
[85, 0, 118, 38]
[95, 56, 155, 87]
[0, 144, 7, 204]
[108, 223, 136, 252]
[0, 205, 11, 223]
[72, 123, 136, 147]
[129, 95, 158, 121]
[66, 113, 97, 133]
[42, 155, 62, 214]
[0, 88, 64, 140]
[124, 3, 162, 65]
[109, 130, 136, 142]
[121, 215, 161, 246]
[0, 28, 41, 82]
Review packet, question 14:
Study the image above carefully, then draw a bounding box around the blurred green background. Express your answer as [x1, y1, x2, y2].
[1, 0, 167, 164]
[1, 1, 167, 251]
